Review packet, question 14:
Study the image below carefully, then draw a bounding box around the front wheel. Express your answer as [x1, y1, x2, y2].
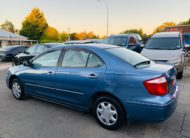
[93, 96, 125, 130]
[11, 79, 25, 100]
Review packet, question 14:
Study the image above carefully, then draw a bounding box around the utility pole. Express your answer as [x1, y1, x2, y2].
[98, 0, 109, 37]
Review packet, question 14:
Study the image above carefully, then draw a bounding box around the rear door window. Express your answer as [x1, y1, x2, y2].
[62, 50, 89, 68]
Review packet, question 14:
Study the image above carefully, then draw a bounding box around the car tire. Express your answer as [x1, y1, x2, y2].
[176, 70, 183, 79]
[11, 78, 25, 100]
[93, 96, 125, 130]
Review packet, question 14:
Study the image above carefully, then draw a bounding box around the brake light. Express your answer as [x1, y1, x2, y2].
[144, 76, 168, 96]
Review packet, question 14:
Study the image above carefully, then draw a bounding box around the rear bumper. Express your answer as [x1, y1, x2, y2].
[124, 86, 179, 122]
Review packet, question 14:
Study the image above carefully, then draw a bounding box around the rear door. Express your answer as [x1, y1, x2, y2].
[55, 48, 106, 106]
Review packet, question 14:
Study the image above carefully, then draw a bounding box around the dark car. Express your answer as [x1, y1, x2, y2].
[6, 44, 179, 130]
[12, 43, 62, 66]
[102, 34, 144, 53]
[0, 45, 27, 61]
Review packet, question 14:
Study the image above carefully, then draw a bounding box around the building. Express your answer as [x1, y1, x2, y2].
[0, 29, 38, 48]
[165, 25, 190, 34]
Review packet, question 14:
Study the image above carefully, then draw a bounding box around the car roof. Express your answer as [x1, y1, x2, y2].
[52, 44, 119, 51]
[64, 39, 101, 44]
[32, 43, 63, 48]
[152, 32, 180, 38]
[109, 34, 139, 37]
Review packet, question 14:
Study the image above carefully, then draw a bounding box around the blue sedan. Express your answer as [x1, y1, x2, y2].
[5, 44, 179, 130]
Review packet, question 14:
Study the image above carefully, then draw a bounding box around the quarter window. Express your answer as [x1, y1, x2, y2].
[62, 50, 89, 68]
[33, 50, 61, 67]
[87, 54, 104, 67]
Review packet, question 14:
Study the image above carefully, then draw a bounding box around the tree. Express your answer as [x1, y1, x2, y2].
[179, 18, 190, 25]
[1, 20, 15, 33]
[20, 8, 48, 40]
[153, 22, 176, 34]
[59, 32, 69, 42]
[121, 28, 144, 36]
[70, 33, 80, 40]
[40, 26, 59, 42]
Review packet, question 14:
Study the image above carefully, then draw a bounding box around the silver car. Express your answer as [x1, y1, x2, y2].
[141, 32, 185, 79]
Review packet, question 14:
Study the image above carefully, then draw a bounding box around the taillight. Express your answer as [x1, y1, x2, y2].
[144, 76, 168, 96]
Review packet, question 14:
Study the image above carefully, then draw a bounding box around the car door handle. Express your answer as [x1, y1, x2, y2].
[87, 74, 97, 79]
[48, 71, 54, 76]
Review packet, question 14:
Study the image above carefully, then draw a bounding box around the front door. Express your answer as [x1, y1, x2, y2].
[23, 50, 62, 99]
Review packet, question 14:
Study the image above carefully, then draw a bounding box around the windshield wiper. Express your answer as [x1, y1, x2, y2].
[134, 60, 151, 68]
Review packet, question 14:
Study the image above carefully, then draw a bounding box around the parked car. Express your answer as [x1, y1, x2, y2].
[6, 44, 179, 130]
[141, 32, 185, 79]
[12, 43, 62, 66]
[102, 34, 144, 53]
[183, 34, 190, 55]
[64, 39, 102, 45]
[0, 45, 27, 61]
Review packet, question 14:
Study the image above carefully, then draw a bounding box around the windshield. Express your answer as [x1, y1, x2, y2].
[146, 38, 181, 50]
[26, 45, 37, 54]
[106, 47, 151, 67]
[102, 37, 128, 46]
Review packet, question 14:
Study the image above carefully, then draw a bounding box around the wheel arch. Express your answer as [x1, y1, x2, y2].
[90, 91, 127, 115]
[9, 75, 19, 89]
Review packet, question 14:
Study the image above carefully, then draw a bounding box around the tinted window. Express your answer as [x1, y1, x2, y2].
[146, 38, 181, 50]
[87, 54, 104, 68]
[106, 48, 150, 66]
[33, 50, 61, 67]
[62, 50, 89, 68]
[103, 37, 128, 46]
[26, 46, 37, 54]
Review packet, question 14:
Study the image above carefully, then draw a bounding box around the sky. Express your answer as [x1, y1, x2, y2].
[0, 0, 190, 36]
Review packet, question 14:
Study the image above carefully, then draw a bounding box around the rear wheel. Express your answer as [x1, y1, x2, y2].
[11, 79, 25, 100]
[93, 96, 125, 130]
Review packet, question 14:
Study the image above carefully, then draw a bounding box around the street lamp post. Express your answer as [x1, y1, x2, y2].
[98, 0, 109, 37]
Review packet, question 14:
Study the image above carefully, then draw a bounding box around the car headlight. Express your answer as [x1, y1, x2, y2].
[168, 57, 181, 64]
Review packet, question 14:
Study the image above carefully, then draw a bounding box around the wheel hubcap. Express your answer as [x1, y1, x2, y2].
[12, 82, 21, 98]
[96, 102, 118, 126]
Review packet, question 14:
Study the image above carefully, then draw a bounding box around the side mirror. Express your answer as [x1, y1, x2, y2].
[23, 60, 32, 66]
[140, 44, 145, 48]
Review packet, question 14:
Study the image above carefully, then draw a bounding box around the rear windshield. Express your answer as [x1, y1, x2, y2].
[102, 37, 128, 46]
[106, 47, 150, 66]
[145, 38, 181, 50]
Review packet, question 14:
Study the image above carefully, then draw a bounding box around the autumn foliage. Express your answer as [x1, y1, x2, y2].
[20, 8, 48, 40]
[153, 22, 176, 34]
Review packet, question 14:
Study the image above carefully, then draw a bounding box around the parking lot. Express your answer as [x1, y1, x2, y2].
[0, 59, 190, 138]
